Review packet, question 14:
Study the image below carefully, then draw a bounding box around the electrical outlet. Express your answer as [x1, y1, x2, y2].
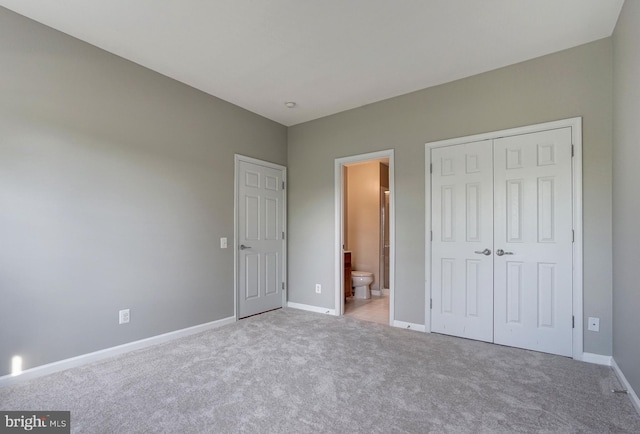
[220, 237, 227, 249]
[315, 284, 321, 294]
[119, 309, 130, 325]
[588, 317, 599, 332]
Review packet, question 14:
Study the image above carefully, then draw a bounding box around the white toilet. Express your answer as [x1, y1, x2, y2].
[351, 271, 374, 299]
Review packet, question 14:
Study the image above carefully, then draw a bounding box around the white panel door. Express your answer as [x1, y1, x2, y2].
[493, 128, 573, 356]
[238, 159, 285, 318]
[431, 140, 494, 342]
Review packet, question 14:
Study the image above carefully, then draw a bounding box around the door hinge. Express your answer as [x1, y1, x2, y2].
[430, 298, 433, 309]
[572, 315, 575, 329]
[572, 230, 575, 243]
[430, 163, 433, 174]
[430, 231, 433, 241]
[571, 145, 575, 157]
[282, 282, 285, 290]
[282, 231, 285, 239]
[282, 181, 285, 189]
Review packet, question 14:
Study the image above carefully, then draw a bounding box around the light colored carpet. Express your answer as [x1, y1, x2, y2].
[1, 308, 639, 433]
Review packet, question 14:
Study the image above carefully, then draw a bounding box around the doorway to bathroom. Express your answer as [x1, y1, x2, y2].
[334, 150, 395, 325]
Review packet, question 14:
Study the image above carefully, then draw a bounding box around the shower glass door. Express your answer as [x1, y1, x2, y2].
[380, 188, 390, 291]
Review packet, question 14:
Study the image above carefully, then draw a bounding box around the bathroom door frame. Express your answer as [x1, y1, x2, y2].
[334, 149, 395, 324]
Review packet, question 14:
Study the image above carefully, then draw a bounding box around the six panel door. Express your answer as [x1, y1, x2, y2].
[493, 128, 573, 356]
[431, 127, 574, 357]
[431, 140, 494, 342]
[238, 160, 284, 318]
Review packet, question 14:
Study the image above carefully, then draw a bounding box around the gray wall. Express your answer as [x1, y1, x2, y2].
[288, 38, 613, 356]
[0, 8, 287, 377]
[613, 0, 640, 394]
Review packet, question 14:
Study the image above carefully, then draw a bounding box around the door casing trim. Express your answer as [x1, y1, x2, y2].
[234, 154, 287, 319]
[424, 117, 583, 359]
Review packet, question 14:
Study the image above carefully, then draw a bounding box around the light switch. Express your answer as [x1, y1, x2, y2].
[220, 237, 227, 249]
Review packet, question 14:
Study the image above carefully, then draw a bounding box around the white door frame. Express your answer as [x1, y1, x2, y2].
[425, 117, 583, 359]
[234, 154, 287, 319]
[335, 149, 395, 323]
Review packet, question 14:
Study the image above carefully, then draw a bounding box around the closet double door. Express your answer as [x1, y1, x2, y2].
[430, 127, 573, 357]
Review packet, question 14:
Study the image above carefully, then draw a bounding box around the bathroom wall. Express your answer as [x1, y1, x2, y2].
[346, 162, 381, 291]
[346, 161, 389, 293]
[343, 166, 349, 249]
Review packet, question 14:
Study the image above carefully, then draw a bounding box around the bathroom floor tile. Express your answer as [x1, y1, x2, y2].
[344, 295, 389, 325]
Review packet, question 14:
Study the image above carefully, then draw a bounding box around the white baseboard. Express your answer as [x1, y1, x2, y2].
[392, 320, 426, 332]
[371, 289, 382, 296]
[287, 302, 336, 316]
[580, 352, 612, 366]
[612, 358, 640, 416]
[0, 315, 236, 388]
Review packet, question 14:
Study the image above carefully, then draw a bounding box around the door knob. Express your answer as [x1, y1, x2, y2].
[496, 249, 514, 256]
[474, 248, 492, 256]
[240, 244, 252, 250]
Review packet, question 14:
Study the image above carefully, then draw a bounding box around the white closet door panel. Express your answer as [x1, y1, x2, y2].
[493, 128, 573, 357]
[431, 140, 494, 342]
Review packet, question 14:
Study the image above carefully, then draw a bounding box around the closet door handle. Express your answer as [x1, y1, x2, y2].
[496, 249, 514, 256]
[240, 244, 252, 250]
[474, 248, 492, 256]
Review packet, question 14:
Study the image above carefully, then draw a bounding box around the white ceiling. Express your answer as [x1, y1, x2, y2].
[0, 0, 624, 126]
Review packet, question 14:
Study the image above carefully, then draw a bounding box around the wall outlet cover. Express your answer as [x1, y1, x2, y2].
[119, 309, 130, 325]
[315, 284, 321, 294]
[588, 317, 599, 332]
